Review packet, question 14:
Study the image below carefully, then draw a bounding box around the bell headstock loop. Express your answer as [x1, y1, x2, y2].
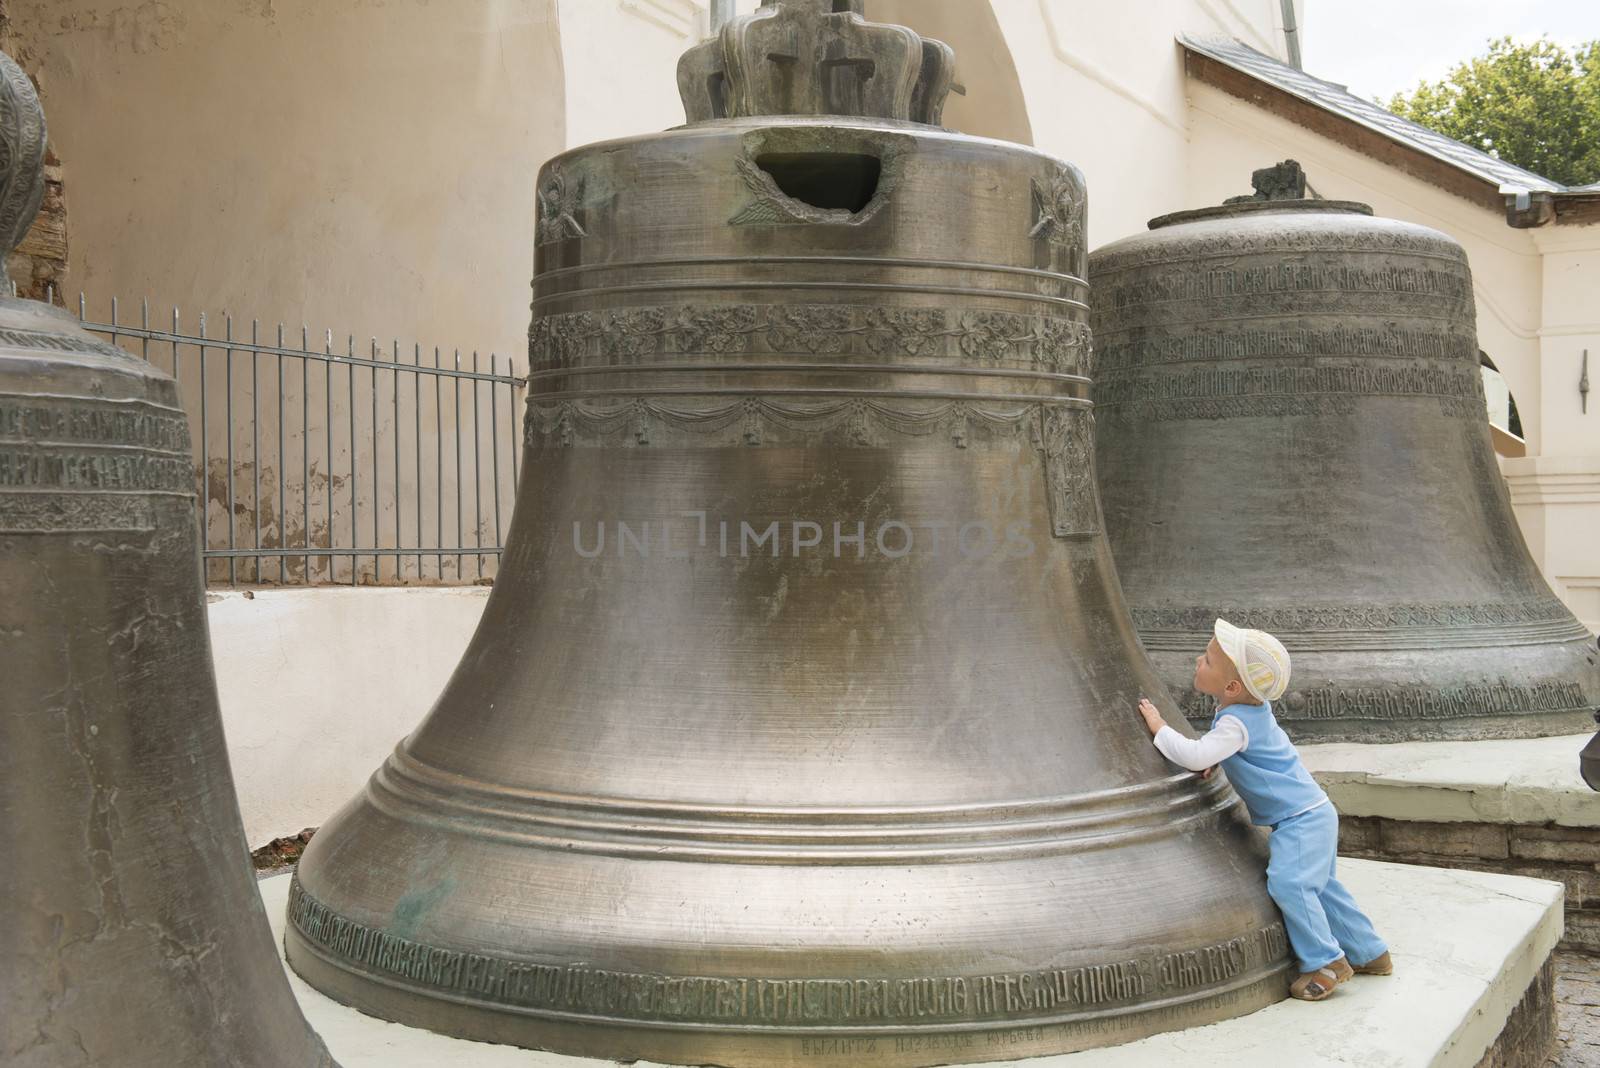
[678, 0, 956, 126]
[1224, 159, 1310, 205]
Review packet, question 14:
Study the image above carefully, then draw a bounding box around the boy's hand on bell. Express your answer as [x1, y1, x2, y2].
[1200, 766, 1216, 781]
[1137, 698, 1165, 736]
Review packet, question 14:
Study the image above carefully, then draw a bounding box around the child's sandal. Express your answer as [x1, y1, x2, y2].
[1352, 951, 1393, 976]
[1289, 957, 1353, 1001]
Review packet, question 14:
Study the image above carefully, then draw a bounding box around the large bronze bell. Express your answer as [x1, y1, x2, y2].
[0, 54, 338, 1067]
[286, 3, 1291, 1064]
[1092, 162, 1600, 744]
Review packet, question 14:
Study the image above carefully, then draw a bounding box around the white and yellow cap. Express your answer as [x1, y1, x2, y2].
[1214, 618, 1291, 702]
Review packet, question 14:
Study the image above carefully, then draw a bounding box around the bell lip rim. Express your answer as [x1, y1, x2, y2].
[1146, 199, 1375, 230]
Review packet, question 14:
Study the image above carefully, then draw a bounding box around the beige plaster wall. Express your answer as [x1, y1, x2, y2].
[13, 0, 565, 358]
[12, 0, 562, 583]
[557, 0, 708, 148]
[871, 0, 1032, 146]
[990, 0, 1295, 250]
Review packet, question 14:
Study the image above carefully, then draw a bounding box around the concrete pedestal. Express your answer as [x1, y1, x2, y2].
[1302, 732, 1600, 950]
[261, 859, 1561, 1067]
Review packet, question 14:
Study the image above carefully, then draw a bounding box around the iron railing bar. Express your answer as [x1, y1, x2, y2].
[454, 349, 463, 581]
[472, 351, 483, 581]
[302, 326, 311, 584]
[490, 353, 502, 576]
[199, 312, 210, 585]
[435, 346, 443, 580]
[413, 343, 422, 583]
[324, 329, 333, 584]
[347, 334, 357, 586]
[251, 319, 261, 583]
[277, 324, 287, 585]
[172, 307, 181, 408]
[225, 314, 237, 587]
[391, 340, 400, 582]
[141, 298, 150, 363]
[370, 337, 380, 585]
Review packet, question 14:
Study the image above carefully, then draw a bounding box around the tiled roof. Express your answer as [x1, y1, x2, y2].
[1179, 33, 1572, 194]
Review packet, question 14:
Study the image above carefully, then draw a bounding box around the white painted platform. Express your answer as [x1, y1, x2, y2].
[1301, 732, 1600, 827]
[209, 586, 490, 848]
[262, 859, 1562, 1068]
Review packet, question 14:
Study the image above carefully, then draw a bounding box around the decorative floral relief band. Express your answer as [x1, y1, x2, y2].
[528, 304, 1092, 375]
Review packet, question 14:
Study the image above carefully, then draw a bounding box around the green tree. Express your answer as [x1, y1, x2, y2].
[1387, 37, 1600, 187]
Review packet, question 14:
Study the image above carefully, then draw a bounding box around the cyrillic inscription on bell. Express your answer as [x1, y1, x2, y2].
[0, 51, 339, 1068]
[286, 4, 1293, 1063]
[1092, 161, 1600, 744]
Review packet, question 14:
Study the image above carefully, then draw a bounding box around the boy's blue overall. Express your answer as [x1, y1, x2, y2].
[1218, 701, 1388, 974]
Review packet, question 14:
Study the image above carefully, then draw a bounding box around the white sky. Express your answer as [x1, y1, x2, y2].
[1300, 0, 1599, 103]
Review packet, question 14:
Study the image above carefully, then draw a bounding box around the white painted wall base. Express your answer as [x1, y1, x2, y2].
[1504, 455, 1600, 635]
[208, 587, 490, 847]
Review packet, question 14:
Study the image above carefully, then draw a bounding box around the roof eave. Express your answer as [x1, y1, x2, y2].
[1184, 48, 1505, 214]
[1182, 39, 1594, 229]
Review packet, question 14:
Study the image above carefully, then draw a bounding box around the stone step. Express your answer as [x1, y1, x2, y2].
[1303, 732, 1600, 953]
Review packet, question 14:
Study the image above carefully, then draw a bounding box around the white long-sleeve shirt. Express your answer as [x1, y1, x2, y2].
[1153, 715, 1249, 771]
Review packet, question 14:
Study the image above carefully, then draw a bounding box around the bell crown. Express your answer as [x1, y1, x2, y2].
[678, 0, 958, 126]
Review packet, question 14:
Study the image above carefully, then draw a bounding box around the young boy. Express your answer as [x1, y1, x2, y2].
[1136, 618, 1392, 1001]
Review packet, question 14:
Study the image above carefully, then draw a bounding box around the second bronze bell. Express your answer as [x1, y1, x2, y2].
[0, 53, 338, 1068]
[1092, 163, 1600, 744]
[284, 3, 1292, 1065]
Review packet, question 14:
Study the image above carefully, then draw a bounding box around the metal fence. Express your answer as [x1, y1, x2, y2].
[74, 293, 526, 586]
